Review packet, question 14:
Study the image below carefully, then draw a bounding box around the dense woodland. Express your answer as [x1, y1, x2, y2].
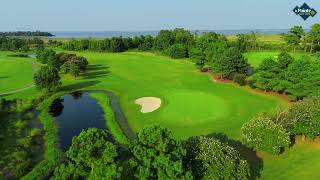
[0, 36, 44, 51]
[0, 31, 54, 37]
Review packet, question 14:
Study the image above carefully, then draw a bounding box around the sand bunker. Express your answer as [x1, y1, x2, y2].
[135, 97, 161, 113]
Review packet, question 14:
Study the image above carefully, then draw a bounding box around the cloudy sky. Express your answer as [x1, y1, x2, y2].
[0, 0, 319, 31]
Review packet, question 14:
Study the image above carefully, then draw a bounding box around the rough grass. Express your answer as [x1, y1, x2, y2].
[90, 92, 129, 144]
[0, 55, 35, 94]
[259, 137, 320, 180]
[244, 51, 317, 67]
[227, 34, 284, 44]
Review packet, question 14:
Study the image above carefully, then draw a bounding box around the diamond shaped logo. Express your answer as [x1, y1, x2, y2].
[293, 3, 317, 20]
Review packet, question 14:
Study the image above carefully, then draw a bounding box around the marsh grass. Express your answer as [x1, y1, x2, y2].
[90, 92, 129, 144]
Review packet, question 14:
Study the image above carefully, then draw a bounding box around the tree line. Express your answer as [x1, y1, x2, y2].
[0, 36, 44, 51]
[61, 28, 195, 58]
[60, 24, 320, 55]
[250, 52, 320, 100]
[0, 31, 54, 37]
[52, 125, 252, 180]
[284, 24, 320, 52]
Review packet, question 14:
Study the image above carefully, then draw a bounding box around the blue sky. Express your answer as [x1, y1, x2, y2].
[0, 0, 319, 31]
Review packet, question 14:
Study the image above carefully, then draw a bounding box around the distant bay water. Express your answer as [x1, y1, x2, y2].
[49, 29, 291, 38]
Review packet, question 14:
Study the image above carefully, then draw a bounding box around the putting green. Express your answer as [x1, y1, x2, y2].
[162, 90, 228, 126]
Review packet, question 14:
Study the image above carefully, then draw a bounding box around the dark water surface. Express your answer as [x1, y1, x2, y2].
[50, 91, 108, 150]
[49, 91, 135, 151]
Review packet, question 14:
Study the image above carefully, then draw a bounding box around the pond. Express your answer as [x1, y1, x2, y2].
[49, 91, 134, 151]
[49, 91, 111, 151]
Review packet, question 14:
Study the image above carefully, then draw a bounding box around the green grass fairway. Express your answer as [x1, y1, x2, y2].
[0, 55, 36, 95]
[2, 51, 320, 179]
[244, 51, 317, 67]
[58, 51, 285, 139]
[2, 51, 285, 138]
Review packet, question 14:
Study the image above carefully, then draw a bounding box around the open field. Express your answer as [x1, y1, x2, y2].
[227, 34, 285, 44]
[244, 51, 317, 67]
[2, 51, 320, 179]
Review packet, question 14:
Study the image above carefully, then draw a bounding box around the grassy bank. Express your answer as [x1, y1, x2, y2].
[90, 92, 129, 144]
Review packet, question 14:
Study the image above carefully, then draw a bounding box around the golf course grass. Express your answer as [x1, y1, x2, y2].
[1, 50, 319, 179]
[0, 55, 35, 95]
[61, 51, 287, 139]
[244, 51, 317, 67]
[260, 137, 320, 180]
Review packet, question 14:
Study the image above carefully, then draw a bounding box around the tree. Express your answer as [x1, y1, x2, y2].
[166, 44, 188, 59]
[33, 66, 61, 92]
[185, 136, 250, 180]
[109, 37, 126, 52]
[189, 47, 206, 69]
[69, 63, 81, 77]
[204, 40, 229, 65]
[36, 48, 59, 68]
[252, 58, 281, 91]
[189, 34, 228, 70]
[172, 28, 195, 49]
[273, 52, 294, 92]
[137, 35, 154, 51]
[307, 23, 320, 53]
[284, 59, 315, 100]
[154, 30, 174, 50]
[277, 52, 294, 69]
[285, 26, 305, 52]
[61, 55, 89, 76]
[53, 128, 121, 179]
[235, 34, 250, 52]
[242, 114, 290, 154]
[287, 97, 320, 139]
[211, 48, 250, 79]
[128, 125, 192, 179]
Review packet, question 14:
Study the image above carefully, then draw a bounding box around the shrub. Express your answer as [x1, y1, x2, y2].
[287, 97, 320, 139]
[185, 136, 250, 179]
[233, 73, 247, 86]
[200, 65, 211, 72]
[29, 128, 42, 137]
[242, 114, 290, 154]
[128, 125, 192, 179]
